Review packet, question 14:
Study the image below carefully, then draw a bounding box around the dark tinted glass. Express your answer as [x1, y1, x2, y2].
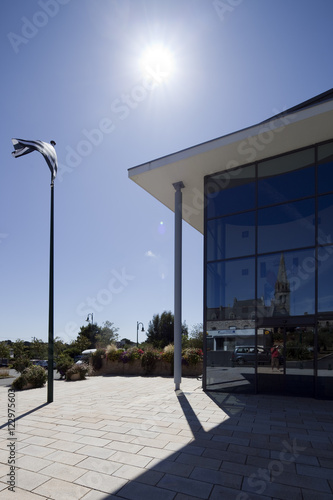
[257, 249, 315, 317]
[258, 148, 315, 178]
[318, 245, 333, 313]
[258, 166, 314, 206]
[207, 258, 255, 319]
[257, 199, 315, 254]
[318, 142, 333, 194]
[207, 212, 255, 261]
[318, 194, 333, 245]
[206, 182, 256, 218]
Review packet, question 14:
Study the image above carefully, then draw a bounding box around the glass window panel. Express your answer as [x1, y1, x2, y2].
[206, 182, 256, 218]
[317, 322, 333, 378]
[258, 166, 314, 206]
[318, 194, 333, 246]
[258, 148, 315, 178]
[258, 199, 315, 254]
[206, 258, 255, 321]
[257, 250, 315, 318]
[207, 212, 255, 261]
[318, 245, 333, 313]
[318, 141, 333, 163]
[318, 162, 333, 194]
[207, 164, 256, 192]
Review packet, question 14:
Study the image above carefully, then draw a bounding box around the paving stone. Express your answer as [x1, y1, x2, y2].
[149, 458, 194, 478]
[16, 455, 53, 472]
[157, 473, 213, 498]
[176, 452, 221, 470]
[34, 477, 90, 500]
[9, 469, 50, 491]
[74, 470, 127, 493]
[190, 466, 242, 489]
[18, 444, 54, 458]
[209, 484, 271, 500]
[45, 449, 88, 465]
[114, 464, 163, 485]
[38, 462, 87, 482]
[117, 480, 176, 500]
[296, 463, 333, 479]
[0, 486, 48, 499]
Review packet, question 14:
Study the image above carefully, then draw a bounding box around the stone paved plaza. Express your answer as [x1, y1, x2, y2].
[1, 375, 333, 499]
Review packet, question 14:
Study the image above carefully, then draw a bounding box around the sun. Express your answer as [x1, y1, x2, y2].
[140, 44, 175, 82]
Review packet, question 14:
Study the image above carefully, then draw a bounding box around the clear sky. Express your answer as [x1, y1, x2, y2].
[1, 0, 333, 345]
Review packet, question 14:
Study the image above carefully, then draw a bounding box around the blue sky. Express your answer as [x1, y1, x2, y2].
[1, 0, 333, 345]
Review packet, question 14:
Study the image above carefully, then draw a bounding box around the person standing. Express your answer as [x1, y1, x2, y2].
[271, 345, 280, 371]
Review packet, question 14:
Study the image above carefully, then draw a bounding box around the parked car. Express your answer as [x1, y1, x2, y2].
[231, 346, 271, 366]
[0, 358, 8, 367]
[231, 346, 284, 366]
[31, 359, 55, 369]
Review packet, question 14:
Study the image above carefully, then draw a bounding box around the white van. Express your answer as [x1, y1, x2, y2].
[76, 349, 96, 364]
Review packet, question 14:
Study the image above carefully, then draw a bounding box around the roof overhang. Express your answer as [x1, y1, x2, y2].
[128, 99, 333, 234]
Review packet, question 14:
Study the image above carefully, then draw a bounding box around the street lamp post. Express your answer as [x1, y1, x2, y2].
[137, 322, 145, 347]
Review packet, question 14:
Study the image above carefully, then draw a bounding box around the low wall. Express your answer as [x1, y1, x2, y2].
[93, 358, 203, 377]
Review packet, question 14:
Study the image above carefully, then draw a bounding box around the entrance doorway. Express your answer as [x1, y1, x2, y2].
[257, 322, 315, 397]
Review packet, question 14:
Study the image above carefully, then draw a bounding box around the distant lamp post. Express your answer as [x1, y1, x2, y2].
[86, 313, 94, 325]
[137, 322, 145, 347]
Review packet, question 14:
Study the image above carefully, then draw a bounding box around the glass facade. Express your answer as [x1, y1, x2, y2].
[204, 140, 333, 398]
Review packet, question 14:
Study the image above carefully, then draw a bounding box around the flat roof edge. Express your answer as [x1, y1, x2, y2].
[128, 98, 333, 178]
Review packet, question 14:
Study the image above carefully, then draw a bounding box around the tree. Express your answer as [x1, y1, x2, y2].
[54, 337, 68, 359]
[76, 323, 101, 349]
[10, 339, 31, 373]
[29, 337, 48, 360]
[0, 342, 10, 359]
[95, 321, 119, 348]
[188, 323, 204, 349]
[146, 311, 188, 349]
[12, 339, 28, 358]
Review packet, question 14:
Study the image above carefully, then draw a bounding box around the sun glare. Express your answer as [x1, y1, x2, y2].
[140, 44, 175, 82]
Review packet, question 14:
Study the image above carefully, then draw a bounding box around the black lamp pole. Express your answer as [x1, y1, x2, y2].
[47, 175, 54, 404]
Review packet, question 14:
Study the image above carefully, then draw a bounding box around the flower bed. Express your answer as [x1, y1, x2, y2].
[92, 345, 203, 377]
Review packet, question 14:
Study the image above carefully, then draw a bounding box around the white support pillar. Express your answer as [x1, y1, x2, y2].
[173, 181, 184, 391]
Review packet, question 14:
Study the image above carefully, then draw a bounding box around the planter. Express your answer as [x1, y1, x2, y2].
[94, 358, 202, 377]
[22, 382, 35, 390]
[70, 373, 81, 381]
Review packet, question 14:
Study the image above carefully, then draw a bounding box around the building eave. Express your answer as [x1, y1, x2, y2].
[128, 95, 333, 234]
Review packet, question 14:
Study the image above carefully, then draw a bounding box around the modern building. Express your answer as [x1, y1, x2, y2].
[128, 88, 333, 399]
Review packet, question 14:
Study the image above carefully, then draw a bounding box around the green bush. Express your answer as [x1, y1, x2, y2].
[161, 344, 174, 364]
[65, 362, 92, 381]
[106, 343, 122, 361]
[11, 364, 47, 390]
[10, 356, 31, 373]
[56, 354, 73, 379]
[141, 349, 161, 374]
[92, 349, 105, 371]
[182, 348, 203, 366]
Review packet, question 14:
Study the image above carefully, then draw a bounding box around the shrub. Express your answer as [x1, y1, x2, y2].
[11, 364, 47, 390]
[65, 362, 92, 381]
[141, 349, 161, 374]
[55, 354, 73, 379]
[92, 349, 105, 371]
[182, 348, 203, 366]
[10, 356, 31, 373]
[161, 344, 174, 364]
[106, 343, 122, 362]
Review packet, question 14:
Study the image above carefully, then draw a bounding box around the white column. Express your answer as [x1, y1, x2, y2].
[173, 181, 184, 391]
